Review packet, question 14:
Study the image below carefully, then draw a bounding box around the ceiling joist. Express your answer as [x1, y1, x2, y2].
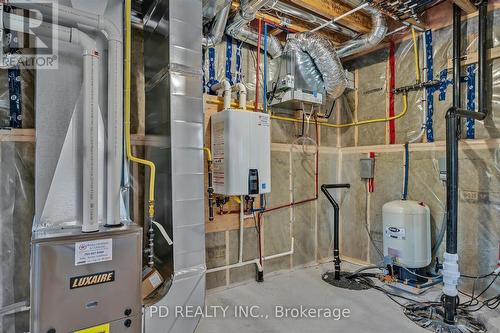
[284, 0, 372, 33]
[449, 0, 478, 14]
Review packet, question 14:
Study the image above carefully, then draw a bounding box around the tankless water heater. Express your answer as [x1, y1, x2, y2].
[211, 109, 271, 196]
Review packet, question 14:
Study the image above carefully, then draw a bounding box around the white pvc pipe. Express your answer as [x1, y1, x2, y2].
[4, 12, 100, 232]
[15, 3, 124, 226]
[81, 41, 100, 233]
[232, 83, 247, 110]
[211, 79, 232, 110]
[239, 196, 244, 263]
[206, 239, 294, 274]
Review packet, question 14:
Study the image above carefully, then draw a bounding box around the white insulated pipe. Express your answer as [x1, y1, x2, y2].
[232, 83, 247, 110]
[15, 3, 124, 227]
[211, 79, 232, 110]
[4, 12, 100, 232]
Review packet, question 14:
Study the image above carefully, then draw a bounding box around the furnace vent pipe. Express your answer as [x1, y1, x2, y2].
[226, 0, 283, 58]
[15, 2, 124, 227]
[4, 12, 100, 232]
[336, 5, 387, 58]
[203, 3, 231, 47]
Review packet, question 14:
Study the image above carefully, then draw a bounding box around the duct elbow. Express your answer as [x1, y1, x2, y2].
[203, 4, 230, 48]
[336, 5, 387, 58]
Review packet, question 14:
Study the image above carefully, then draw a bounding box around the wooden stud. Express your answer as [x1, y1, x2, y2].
[450, 0, 478, 14]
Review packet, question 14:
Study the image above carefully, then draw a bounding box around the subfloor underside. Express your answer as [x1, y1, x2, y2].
[196, 263, 500, 333]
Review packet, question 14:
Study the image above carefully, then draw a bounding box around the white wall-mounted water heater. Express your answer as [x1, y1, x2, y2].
[211, 109, 271, 196]
[383, 200, 431, 269]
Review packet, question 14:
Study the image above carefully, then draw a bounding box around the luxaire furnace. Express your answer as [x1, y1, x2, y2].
[31, 226, 142, 333]
[6, 1, 144, 332]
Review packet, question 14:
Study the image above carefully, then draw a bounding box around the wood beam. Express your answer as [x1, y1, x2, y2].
[450, 0, 477, 14]
[285, 0, 372, 33]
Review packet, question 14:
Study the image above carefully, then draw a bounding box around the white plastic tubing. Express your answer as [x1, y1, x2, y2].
[16, 3, 124, 227]
[211, 79, 247, 110]
[4, 12, 101, 232]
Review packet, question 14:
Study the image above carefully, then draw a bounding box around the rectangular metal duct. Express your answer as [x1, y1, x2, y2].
[141, 0, 206, 332]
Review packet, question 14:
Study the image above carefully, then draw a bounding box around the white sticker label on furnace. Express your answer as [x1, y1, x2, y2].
[75, 239, 113, 266]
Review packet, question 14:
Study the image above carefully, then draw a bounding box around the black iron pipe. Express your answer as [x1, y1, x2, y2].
[321, 183, 350, 280]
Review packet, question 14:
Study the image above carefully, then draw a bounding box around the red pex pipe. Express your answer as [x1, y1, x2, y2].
[389, 41, 396, 144]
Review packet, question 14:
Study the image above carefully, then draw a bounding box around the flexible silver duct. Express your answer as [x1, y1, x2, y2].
[226, 0, 283, 58]
[336, 5, 387, 58]
[269, 1, 357, 38]
[202, 4, 231, 47]
[285, 33, 347, 99]
[203, 0, 232, 19]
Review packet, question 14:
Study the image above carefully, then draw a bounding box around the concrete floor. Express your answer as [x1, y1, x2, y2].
[196, 263, 500, 333]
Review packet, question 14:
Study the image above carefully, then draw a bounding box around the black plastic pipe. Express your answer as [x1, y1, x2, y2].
[444, 2, 488, 324]
[207, 159, 214, 221]
[444, 4, 463, 324]
[478, 0, 488, 119]
[321, 183, 350, 280]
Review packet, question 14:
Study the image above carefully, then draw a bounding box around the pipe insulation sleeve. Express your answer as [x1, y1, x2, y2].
[442, 252, 460, 297]
[285, 33, 347, 99]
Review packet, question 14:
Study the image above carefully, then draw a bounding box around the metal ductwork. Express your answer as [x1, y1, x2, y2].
[203, 3, 231, 47]
[226, 0, 283, 58]
[203, 0, 231, 19]
[269, 1, 358, 38]
[336, 4, 387, 58]
[286, 33, 347, 99]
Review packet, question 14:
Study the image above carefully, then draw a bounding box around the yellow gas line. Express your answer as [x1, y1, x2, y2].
[271, 94, 408, 128]
[411, 27, 421, 83]
[125, 0, 156, 218]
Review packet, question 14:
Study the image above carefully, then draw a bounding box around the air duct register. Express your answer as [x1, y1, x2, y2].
[211, 110, 271, 196]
